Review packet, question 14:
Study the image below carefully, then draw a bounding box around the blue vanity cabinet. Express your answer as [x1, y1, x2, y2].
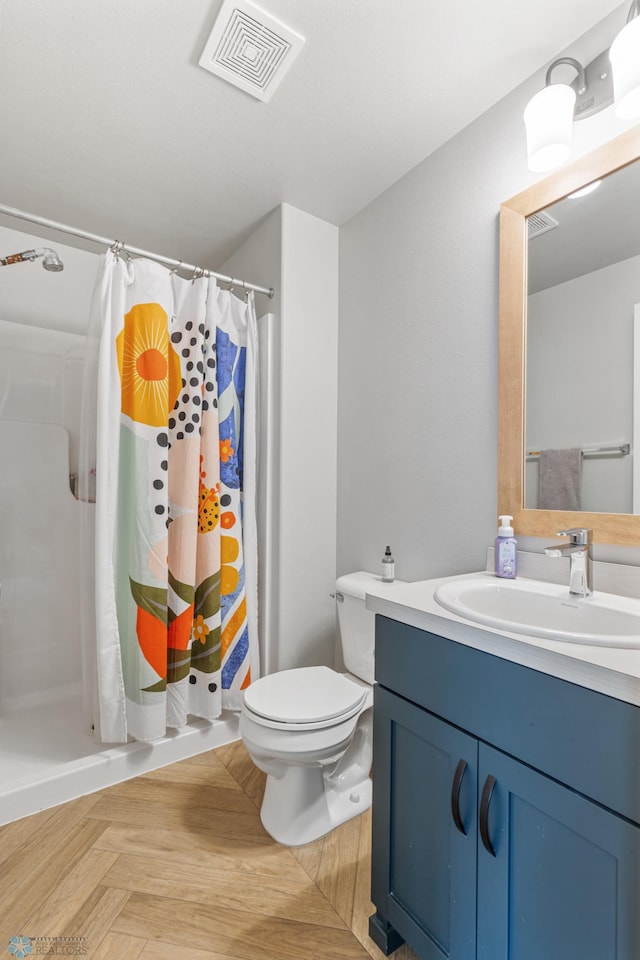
[476, 743, 640, 960]
[369, 615, 640, 960]
[371, 684, 478, 960]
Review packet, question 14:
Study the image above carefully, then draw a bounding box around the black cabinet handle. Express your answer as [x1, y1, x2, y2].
[450, 759, 468, 835]
[479, 774, 497, 856]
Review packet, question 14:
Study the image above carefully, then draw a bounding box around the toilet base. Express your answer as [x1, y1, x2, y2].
[260, 764, 372, 846]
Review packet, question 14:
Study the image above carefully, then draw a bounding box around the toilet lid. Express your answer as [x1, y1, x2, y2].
[243, 666, 366, 724]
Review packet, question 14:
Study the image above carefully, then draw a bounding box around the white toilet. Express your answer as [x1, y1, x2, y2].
[240, 571, 381, 846]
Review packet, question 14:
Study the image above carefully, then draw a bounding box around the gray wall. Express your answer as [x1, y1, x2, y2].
[337, 6, 638, 581]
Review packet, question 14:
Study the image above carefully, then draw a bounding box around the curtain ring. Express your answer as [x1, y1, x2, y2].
[170, 260, 183, 276]
[191, 265, 204, 282]
[242, 280, 249, 302]
[112, 241, 131, 262]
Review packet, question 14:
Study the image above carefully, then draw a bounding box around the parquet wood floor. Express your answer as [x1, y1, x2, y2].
[0, 741, 416, 960]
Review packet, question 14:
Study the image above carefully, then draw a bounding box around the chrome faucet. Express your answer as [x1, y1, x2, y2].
[544, 528, 593, 598]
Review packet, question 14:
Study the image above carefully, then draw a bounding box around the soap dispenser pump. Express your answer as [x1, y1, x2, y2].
[495, 515, 517, 579]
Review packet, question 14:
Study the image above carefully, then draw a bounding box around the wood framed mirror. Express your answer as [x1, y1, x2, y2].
[498, 125, 640, 545]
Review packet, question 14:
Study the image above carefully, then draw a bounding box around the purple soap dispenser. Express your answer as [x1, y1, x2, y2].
[495, 515, 517, 579]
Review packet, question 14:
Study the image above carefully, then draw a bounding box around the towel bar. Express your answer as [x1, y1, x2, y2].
[526, 442, 630, 461]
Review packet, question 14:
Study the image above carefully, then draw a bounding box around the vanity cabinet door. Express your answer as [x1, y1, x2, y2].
[371, 686, 478, 960]
[476, 743, 640, 960]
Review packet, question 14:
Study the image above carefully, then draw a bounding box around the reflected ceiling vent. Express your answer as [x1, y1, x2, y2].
[199, 0, 305, 102]
[528, 210, 559, 240]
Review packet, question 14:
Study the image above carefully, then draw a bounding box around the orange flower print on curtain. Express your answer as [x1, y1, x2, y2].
[116, 303, 182, 426]
[219, 438, 234, 462]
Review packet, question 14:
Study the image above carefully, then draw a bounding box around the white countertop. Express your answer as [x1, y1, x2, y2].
[365, 570, 640, 708]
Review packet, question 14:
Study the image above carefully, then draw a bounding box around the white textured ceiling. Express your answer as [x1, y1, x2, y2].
[0, 0, 626, 268]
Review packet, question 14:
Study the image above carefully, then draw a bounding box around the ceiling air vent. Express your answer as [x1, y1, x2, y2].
[528, 210, 559, 240]
[199, 0, 305, 102]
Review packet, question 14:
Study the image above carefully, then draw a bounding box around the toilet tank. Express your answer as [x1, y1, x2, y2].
[335, 571, 380, 685]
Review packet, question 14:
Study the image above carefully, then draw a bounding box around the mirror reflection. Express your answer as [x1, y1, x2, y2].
[525, 160, 640, 514]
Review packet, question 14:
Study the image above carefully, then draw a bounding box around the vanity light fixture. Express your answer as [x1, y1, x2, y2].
[524, 0, 640, 172]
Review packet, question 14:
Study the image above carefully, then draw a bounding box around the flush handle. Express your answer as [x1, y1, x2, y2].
[330, 592, 344, 602]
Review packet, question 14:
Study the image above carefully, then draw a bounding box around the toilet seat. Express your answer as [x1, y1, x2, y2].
[243, 666, 367, 729]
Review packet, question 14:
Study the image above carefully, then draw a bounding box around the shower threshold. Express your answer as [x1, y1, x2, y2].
[0, 692, 239, 826]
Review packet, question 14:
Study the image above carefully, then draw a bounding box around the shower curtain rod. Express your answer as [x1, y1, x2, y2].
[0, 202, 274, 298]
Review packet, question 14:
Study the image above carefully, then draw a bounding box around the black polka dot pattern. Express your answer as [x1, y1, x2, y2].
[152, 427, 170, 518]
[170, 313, 216, 446]
[152, 311, 219, 522]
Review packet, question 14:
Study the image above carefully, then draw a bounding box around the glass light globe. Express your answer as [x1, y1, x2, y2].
[523, 84, 576, 172]
[610, 15, 640, 119]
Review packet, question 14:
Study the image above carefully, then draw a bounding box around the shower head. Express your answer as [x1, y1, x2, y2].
[0, 247, 64, 271]
[41, 249, 64, 272]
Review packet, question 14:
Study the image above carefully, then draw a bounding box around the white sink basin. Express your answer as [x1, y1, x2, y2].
[434, 575, 640, 648]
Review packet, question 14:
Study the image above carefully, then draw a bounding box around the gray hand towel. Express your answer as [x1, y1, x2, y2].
[538, 447, 582, 511]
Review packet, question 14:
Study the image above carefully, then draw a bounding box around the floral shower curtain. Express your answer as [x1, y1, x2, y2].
[83, 250, 259, 743]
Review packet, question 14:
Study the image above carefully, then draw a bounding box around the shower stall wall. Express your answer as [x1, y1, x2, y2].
[0, 228, 239, 826]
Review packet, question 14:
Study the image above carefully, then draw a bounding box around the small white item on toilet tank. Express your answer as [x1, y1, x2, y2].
[381, 545, 395, 582]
